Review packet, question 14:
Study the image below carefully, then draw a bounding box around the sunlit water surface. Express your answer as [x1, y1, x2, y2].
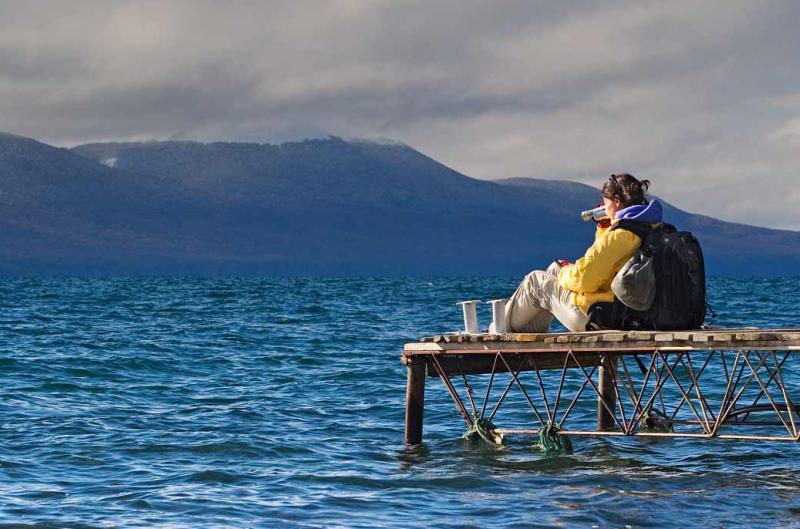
[1, 277, 799, 528]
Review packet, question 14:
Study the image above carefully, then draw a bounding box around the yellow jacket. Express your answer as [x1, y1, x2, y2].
[558, 220, 642, 314]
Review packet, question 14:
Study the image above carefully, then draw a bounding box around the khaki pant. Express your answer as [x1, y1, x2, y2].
[505, 263, 588, 333]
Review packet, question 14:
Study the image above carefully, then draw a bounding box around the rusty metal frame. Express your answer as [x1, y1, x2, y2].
[428, 348, 800, 442]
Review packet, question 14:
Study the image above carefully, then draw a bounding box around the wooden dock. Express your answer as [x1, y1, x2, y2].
[401, 328, 800, 446]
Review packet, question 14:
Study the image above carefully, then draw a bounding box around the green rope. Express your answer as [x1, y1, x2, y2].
[532, 422, 573, 454]
[463, 415, 504, 445]
[638, 409, 674, 432]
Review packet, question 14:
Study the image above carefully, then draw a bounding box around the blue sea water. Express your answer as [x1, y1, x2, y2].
[1, 277, 799, 528]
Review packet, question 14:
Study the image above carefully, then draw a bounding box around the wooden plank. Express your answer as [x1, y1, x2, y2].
[404, 339, 800, 355]
[514, 333, 548, 342]
[420, 328, 800, 345]
[404, 342, 445, 352]
[406, 328, 800, 360]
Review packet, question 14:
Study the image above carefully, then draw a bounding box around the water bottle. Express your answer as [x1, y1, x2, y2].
[580, 205, 609, 222]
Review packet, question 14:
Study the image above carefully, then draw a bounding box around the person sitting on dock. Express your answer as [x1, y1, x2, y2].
[503, 174, 663, 333]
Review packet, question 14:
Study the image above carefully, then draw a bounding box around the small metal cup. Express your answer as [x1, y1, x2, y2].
[456, 300, 480, 334]
[488, 299, 508, 334]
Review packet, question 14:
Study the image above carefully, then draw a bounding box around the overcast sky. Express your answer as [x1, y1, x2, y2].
[1, 0, 799, 229]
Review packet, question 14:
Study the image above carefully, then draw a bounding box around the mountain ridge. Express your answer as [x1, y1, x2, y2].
[0, 130, 796, 276]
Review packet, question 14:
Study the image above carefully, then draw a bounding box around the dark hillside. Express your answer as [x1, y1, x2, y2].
[0, 131, 795, 276]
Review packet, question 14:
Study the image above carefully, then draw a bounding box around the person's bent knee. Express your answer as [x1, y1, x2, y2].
[528, 270, 557, 289]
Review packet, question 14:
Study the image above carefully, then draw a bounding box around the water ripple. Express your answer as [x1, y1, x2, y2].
[0, 277, 799, 527]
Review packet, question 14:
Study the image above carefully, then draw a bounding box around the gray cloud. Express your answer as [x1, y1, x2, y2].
[1, 0, 799, 229]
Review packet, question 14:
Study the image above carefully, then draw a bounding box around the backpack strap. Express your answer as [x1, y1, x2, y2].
[610, 219, 658, 239]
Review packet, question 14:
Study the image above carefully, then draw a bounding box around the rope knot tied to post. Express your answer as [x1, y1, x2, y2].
[463, 415, 504, 445]
[533, 422, 573, 454]
[638, 409, 674, 433]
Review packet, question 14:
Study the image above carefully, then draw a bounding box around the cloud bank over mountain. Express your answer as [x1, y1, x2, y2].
[1, 0, 798, 228]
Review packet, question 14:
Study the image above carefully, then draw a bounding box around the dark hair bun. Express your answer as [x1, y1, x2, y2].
[602, 174, 649, 207]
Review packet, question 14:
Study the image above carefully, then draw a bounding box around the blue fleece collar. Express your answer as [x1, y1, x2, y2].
[615, 199, 663, 222]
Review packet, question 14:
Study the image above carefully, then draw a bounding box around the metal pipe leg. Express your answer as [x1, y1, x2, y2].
[598, 353, 618, 430]
[404, 359, 426, 445]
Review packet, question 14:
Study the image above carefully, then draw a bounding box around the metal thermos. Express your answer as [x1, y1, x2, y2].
[580, 205, 609, 222]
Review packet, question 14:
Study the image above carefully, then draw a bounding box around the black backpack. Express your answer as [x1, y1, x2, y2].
[586, 221, 707, 330]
